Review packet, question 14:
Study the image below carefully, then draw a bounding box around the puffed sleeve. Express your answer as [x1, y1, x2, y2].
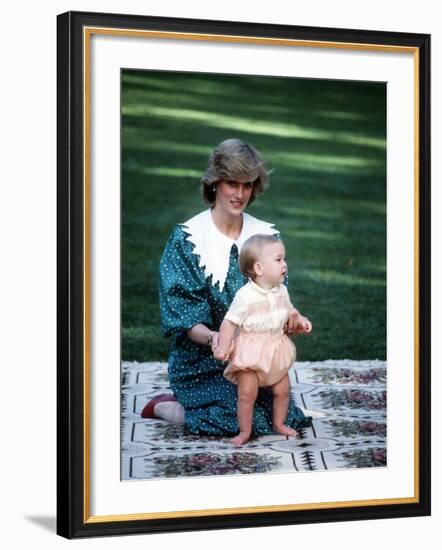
[224, 289, 249, 327]
[159, 226, 213, 337]
[280, 281, 295, 310]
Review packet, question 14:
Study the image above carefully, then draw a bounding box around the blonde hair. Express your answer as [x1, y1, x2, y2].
[201, 138, 272, 206]
[239, 234, 281, 280]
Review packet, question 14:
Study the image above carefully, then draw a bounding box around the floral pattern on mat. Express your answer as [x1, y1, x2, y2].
[121, 360, 387, 480]
[308, 367, 386, 386]
[317, 388, 387, 411]
[337, 447, 387, 468]
[148, 451, 281, 478]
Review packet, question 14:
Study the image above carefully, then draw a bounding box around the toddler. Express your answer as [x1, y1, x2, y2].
[214, 234, 312, 446]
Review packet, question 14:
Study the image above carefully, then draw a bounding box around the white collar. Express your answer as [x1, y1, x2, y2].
[180, 209, 278, 290]
[248, 279, 281, 295]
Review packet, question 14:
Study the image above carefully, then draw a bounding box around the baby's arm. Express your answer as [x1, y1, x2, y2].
[213, 319, 237, 361]
[215, 288, 248, 360]
[284, 288, 312, 334]
[288, 308, 312, 334]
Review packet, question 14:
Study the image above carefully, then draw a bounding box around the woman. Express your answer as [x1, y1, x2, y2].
[141, 138, 312, 436]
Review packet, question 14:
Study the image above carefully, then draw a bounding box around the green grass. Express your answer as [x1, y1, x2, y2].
[122, 71, 386, 362]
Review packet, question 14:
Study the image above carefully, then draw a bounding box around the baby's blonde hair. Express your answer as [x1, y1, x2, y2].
[239, 234, 281, 280]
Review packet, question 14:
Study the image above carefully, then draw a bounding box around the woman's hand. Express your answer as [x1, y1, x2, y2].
[212, 319, 237, 362]
[210, 331, 220, 354]
[187, 325, 222, 348]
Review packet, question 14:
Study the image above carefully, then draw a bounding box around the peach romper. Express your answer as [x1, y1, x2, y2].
[223, 280, 296, 387]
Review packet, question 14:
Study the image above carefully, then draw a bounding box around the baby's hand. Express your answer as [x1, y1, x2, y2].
[214, 347, 230, 362]
[285, 309, 300, 335]
[296, 316, 312, 334]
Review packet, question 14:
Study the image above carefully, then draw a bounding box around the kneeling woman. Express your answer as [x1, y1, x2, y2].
[142, 138, 311, 436]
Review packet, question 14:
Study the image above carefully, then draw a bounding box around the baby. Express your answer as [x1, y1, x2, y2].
[214, 234, 312, 446]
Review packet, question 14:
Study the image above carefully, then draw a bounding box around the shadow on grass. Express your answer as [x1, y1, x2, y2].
[121, 70, 386, 362]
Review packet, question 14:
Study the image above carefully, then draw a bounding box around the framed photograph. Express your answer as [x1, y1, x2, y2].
[57, 11, 431, 538]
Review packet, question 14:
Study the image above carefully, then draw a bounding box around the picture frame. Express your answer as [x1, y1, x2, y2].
[57, 10, 431, 538]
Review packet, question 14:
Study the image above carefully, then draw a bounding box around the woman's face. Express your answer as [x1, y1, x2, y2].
[214, 180, 254, 217]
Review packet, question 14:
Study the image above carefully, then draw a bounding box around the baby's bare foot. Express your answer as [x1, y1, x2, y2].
[274, 424, 299, 437]
[230, 432, 251, 447]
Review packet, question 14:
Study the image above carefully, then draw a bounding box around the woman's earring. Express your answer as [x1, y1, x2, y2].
[212, 186, 216, 192]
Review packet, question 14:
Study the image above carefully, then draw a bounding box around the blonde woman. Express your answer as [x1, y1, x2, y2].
[141, 138, 312, 437]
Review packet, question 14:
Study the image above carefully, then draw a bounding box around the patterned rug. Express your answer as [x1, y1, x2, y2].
[121, 360, 386, 480]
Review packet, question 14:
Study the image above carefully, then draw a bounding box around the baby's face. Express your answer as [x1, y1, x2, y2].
[256, 241, 288, 287]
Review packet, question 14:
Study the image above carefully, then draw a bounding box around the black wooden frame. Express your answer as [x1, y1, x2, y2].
[57, 10, 431, 538]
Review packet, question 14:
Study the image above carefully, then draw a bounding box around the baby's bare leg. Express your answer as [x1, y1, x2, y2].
[272, 375, 298, 437]
[231, 371, 259, 447]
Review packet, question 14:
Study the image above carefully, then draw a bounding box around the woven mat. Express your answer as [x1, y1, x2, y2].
[121, 360, 386, 480]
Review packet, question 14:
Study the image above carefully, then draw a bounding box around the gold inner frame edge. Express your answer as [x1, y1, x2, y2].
[82, 26, 421, 524]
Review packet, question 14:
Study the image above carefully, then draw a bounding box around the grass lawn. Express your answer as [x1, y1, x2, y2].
[122, 71, 386, 362]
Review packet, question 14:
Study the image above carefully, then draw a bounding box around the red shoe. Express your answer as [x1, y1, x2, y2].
[141, 393, 177, 419]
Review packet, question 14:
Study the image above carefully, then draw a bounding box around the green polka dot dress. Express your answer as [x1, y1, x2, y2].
[159, 212, 312, 436]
